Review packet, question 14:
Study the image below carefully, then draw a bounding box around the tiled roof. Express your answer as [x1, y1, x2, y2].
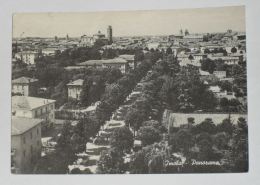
[67, 79, 84, 86]
[77, 60, 103, 66]
[12, 96, 55, 110]
[119, 55, 135, 61]
[78, 58, 128, 66]
[12, 77, 38, 84]
[102, 58, 128, 64]
[12, 117, 43, 135]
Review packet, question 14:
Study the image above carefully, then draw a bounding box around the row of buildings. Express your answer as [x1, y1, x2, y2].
[11, 77, 56, 173]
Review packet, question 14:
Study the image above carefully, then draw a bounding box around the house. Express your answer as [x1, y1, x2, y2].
[12, 96, 56, 130]
[118, 54, 136, 69]
[192, 53, 207, 61]
[179, 58, 201, 67]
[216, 91, 236, 100]
[79, 35, 94, 47]
[11, 117, 42, 174]
[209, 85, 221, 93]
[14, 51, 40, 65]
[12, 77, 38, 96]
[199, 69, 210, 76]
[213, 71, 226, 79]
[208, 55, 240, 65]
[102, 58, 129, 74]
[67, 79, 84, 100]
[147, 42, 160, 50]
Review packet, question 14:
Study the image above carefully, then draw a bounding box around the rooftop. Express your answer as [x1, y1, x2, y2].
[102, 58, 128, 64]
[12, 117, 43, 135]
[119, 54, 135, 61]
[77, 60, 103, 66]
[12, 76, 38, 84]
[67, 79, 84, 86]
[12, 96, 56, 110]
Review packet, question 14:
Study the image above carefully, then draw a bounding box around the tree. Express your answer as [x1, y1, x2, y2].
[134, 49, 144, 61]
[148, 154, 165, 173]
[169, 129, 193, 154]
[125, 108, 146, 136]
[188, 55, 194, 60]
[195, 132, 214, 160]
[35, 121, 77, 174]
[204, 48, 210, 54]
[70, 168, 82, 174]
[220, 97, 229, 111]
[193, 118, 217, 134]
[102, 48, 117, 59]
[130, 142, 168, 174]
[96, 148, 125, 174]
[71, 117, 99, 153]
[166, 47, 173, 55]
[231, 117, 248, 172]
[103, 68, 122, 84]
[213, 132, 230, 150]
[110, 126, 134, 153]
[201, 58, 216, 74]
[34, 151, 70, 174]
[138, 126, 161, 146]
[217, 118, 234, 135]
[80, 75, 105, 106]
[231, 47, 237, 53]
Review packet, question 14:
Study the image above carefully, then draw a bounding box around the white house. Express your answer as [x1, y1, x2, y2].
[14, 51, 39, 65]
[213, 71, 226, 79]
[67, 79, 84, 100]
[12, 77, 38, 96]
[12, 96, 56, 130]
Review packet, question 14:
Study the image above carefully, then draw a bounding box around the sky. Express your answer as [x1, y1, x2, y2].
[13, 6, 245, 38]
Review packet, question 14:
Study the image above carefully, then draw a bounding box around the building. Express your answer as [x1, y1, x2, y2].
[162, 110, 247, 128]
[93, 30, 106, 41]
[118, 54, 136, 69]
[79, 35, 94, 47]
[67, 79, 84, 100]
[107, 25, 113, 44]
[209, 85, 221, 93]
[147, 42, 160, 50]
[11, 117, 42, 174]
[12, 77, 38, 96]
[216, 91, 236, 100]
[192, 53, 207, 61]
[102, 58, 129, 74]
[208, 55, 241, 65]
[14, 51, 40, 65]
[12, 96, 56, 130]
[213, 71, 226, 79]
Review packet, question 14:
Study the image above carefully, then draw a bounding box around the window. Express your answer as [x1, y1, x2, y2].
[23, 150, 26, 157]
[23, 137, 26, 144]
[30, 145, 33, 153]
[37, 128, 39, 135]
[30, 132, 33, 139]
